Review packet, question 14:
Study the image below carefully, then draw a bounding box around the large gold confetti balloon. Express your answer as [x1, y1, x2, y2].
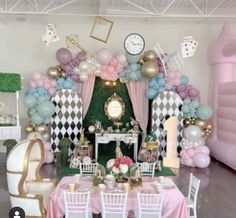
[47, 67, 60, 79]
[141, 61, 159, 79]
[195, 120, 207, 129]
[143, 50, 158, 62]
[25, 125, 34, 133]
[35, 124, 49, 134]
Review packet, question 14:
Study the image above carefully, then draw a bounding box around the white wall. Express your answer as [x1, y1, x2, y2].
[0, 17, 233, 138]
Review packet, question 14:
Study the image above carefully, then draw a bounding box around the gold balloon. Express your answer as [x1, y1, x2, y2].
[195, 120, 207, 129]
[47, 67, 60, 79]
[60, 71, 66, 78]
[25, 125, 34, 133]
[207, 124, 213, 130]
[201, 131, 206, 137]
[141, 61, 159, 79]
[35, 124, 49, 134]
[143, 50, 158, 62]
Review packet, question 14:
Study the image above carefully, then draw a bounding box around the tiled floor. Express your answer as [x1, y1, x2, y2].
[1, 153, 236, 218]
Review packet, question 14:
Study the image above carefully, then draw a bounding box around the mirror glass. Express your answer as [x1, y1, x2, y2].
[104, 93, 125, 122]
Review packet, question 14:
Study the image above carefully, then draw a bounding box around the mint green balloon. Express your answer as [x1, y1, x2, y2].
[197, 104, 213, 120]
[31, 112, 44, 125]
[24, 96, 37, 108]
[36, 100, 55, 118]
[126, 53, 140, 64]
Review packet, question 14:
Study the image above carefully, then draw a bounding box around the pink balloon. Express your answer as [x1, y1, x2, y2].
[30, 80, 37, 88]
[185, 157, 195, 167]
[48, 88, 56, 96]
[165, 83, 172, 90]
[56, 48, 72, 65]
[116, 54, 128, 67]
[168, 71, 176, 80]
[186, 148, 195, 157]
[174, 78, 181, 86]
[36, 79, 44, 87]
[50, 80, 57, 87]
[96, 48, 113, 65]
[193, 153, 210, 168]
[33, 72, 42, 80]
[195, 146, 210, 155]
[45, 151, 54, 164]
[44, 82, 51, 89]
[107, 65, 115, 73]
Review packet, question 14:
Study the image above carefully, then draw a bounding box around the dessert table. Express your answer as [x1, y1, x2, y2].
[46, 176, 188, 218]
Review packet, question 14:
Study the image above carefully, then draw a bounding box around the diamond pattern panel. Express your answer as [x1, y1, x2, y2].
[151, 91, 183, 160]
[51, 89, 82, 156]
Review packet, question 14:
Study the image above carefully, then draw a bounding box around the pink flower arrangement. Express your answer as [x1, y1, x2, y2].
[107, 157, 134, 179]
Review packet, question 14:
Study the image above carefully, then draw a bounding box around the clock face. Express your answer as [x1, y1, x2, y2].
[124, 33, 145, 55]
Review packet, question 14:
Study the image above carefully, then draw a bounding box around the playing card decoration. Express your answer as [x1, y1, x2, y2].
[180, 36, 198, 58]
[42, 23, 59, 46]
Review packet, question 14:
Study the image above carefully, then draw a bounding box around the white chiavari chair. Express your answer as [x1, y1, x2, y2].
[137, 192, 164, 218]
[63, 191, 92, 218]
[79, 162, 98, 176]
[185, 173, 200, 218]
[100, 191, 128, 218]
[136, 162, 156, 177]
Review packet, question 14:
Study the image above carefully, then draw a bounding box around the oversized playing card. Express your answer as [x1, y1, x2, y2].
[181, 42, 193, 58]
[42, 23, 59, 46]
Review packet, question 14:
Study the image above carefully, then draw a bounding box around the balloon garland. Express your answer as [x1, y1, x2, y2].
[23, 46, 213, 168]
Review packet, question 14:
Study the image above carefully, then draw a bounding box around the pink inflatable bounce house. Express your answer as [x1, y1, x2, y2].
[208, 21, 236, 170]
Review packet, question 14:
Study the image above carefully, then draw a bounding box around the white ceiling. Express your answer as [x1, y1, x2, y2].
[0, 0, 236, 19]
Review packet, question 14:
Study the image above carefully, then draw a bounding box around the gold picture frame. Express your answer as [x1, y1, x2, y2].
[104, 93, 125, 122]
[90, 16, 113, 43]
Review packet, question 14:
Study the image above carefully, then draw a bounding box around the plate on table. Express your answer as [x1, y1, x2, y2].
[60, 184, 79, 190]
[162, 183, 175, 189]
[111, 188, 124, 193]
[78, 187, 93, 192]
[141, 189, 155, 194]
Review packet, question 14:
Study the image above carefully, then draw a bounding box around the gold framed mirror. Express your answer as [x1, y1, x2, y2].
[104, 93, 125, 122]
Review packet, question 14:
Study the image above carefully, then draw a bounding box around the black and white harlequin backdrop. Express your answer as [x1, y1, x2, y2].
[152, 91, 183, 160]
[51, 89, 83, 156]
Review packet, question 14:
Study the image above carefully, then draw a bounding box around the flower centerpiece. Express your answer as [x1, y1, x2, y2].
[106, 156, 134, 183]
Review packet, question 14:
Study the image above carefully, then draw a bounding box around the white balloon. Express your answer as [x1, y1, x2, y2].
[184, 125, 202, 142]
[79, 72, 88, 81]
[73, 66, 80, 74]
[198, 137, 206, 146]
[79, 61, 90, 72]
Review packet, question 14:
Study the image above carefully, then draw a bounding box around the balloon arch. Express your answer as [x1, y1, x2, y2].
[24, 47, 213, 168]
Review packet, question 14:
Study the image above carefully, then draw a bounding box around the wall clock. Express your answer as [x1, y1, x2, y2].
[124, 33, 145, 55]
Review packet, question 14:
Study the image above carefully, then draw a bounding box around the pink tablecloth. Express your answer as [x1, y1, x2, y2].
[46, 176, 188, 218]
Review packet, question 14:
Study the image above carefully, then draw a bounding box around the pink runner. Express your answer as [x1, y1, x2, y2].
[46, 176, 188, 218]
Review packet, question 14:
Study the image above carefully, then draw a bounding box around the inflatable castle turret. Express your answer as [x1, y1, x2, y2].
[208, 21, 236, 170]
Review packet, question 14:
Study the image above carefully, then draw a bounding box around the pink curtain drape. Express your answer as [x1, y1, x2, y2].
[126, 79, 149, 141]
[78, 75, 96, 119]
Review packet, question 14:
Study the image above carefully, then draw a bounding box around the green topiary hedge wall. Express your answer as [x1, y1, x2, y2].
[0, 73, 21, 92]
[83, 77, 135, 157]
[84, 77, 134, 129]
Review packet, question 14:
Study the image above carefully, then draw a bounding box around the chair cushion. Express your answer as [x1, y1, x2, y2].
[185, 197, 194, 208]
